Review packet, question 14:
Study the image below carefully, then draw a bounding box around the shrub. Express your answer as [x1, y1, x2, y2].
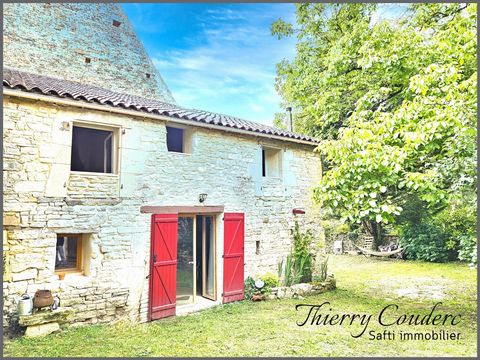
[245, 273, 280, 300]
[433, 198, 476, 264]
[399, 223, 453, 262]
[244, 276, 258, 300]
[260, 272, 279, 288]
[457, 235, 477, 265]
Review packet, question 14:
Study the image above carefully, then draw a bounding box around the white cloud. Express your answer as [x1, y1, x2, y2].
[151, 4, 296, 125]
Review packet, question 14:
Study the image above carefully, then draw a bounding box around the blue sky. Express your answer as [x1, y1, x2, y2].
[122, 3, 405, 126]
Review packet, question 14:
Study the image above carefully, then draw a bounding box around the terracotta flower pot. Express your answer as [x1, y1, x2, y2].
[33, 290, 54, 309]
[58, 273, 66, 280]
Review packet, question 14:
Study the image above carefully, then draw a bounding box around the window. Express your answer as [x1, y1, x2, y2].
[166, 126, 193, 153]
[166, 126, 183, 152]
[71, 125, 117, 173]
[262, 147, 283, 178]
[55, 234, 83, 272]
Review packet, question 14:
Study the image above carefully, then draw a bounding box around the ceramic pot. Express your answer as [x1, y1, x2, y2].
[33, 290, 54, 309]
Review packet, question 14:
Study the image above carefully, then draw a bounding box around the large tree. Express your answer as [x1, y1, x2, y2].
[273, 4, 477, 247]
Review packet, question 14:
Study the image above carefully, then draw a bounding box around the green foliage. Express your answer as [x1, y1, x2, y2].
[244, 276, 258, 300]
[259, 272, 279, 288]
[291, 221, 312, 257]
[457, 236, 477, 265]
[400, 223, 453, 262]
[278, 254, 294, 286]
[312, 256, 329, 283]
[278, 222, 315, 285]
[245, 273, 281, 300]
[274, 3, 477, 254]
[433, 195, 477, 264]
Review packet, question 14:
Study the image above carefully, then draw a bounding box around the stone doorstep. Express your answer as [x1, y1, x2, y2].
[19, 307, 75, 327]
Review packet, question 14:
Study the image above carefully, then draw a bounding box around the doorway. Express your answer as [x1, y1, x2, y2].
[149, 210, 244, 320]
[176, 215, 216, 307]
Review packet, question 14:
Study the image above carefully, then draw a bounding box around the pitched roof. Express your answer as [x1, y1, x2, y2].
[3, 67, 317, 144]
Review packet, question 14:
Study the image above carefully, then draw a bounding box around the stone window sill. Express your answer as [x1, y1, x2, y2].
[167, 151, 192, 156]
[70, 171, 119, 177]
[55, 270, 84, 279]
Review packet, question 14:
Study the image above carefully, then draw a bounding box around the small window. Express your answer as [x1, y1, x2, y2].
[71, 126, 116, 173]
[262, 147, 283, 178]
[85, 57, 91, 64]
[112, 20, 121, 27]
[166, 126, 192, 153]
[55, 234, 82, 272]
[166, 126, 183, 152]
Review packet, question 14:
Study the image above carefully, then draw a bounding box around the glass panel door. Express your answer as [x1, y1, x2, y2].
[202, 216, 216, 300]
[176, 216, 195, 306]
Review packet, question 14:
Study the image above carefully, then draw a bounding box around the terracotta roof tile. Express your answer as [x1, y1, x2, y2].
[3, 67, 316, 143]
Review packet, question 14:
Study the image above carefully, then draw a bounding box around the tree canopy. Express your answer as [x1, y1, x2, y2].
[272, 3, 477, 253]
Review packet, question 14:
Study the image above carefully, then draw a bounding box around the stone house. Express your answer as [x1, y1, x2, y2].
[2, 3, 322, 328]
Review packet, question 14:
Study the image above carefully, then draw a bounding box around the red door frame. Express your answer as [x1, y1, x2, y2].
[148, 213, 178, 320]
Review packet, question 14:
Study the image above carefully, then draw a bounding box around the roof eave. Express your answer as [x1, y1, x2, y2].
[3, 87, 319, 147]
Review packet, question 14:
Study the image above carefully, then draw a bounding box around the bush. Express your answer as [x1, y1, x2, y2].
[433, 198, 476, 264]
[244, 273, 280, 300]
[260, 272, 279, 288]
[399, 223, 453, 262]
[244, 276, 258, 300]
[457, 235, 477, 265]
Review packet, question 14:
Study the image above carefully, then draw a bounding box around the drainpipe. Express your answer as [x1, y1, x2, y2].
[286, 107, 293, 132]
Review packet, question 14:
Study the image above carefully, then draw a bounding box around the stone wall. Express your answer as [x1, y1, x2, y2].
[3, 95, 323, 329]
[3, 3, 175, 103]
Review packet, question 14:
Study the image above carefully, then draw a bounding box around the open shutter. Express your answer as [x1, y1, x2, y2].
[223, 212, 245, 303]
[149, 214, 178, 320]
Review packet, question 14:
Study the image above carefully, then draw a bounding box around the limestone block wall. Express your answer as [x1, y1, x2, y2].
[3, 3, 175, 103]
[2, 95, 323, 328]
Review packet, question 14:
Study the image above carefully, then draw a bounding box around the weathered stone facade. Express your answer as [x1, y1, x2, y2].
[3, 3, 175, 103]
[3, 95, 323, 329]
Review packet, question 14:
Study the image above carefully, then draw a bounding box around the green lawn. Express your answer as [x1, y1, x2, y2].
[4, 255, 477, 357]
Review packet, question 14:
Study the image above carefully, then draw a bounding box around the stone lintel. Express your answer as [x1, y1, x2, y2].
[140, 205, 224, 214]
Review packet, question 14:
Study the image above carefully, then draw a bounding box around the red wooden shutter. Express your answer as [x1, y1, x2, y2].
[149, 214, 178, 320]
[223, 212, 245, 303]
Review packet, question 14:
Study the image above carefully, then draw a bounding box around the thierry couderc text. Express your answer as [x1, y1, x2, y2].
[296, 302, 462, 340]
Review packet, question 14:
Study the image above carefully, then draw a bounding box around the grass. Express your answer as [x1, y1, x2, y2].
[4, 255, 477, 357]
